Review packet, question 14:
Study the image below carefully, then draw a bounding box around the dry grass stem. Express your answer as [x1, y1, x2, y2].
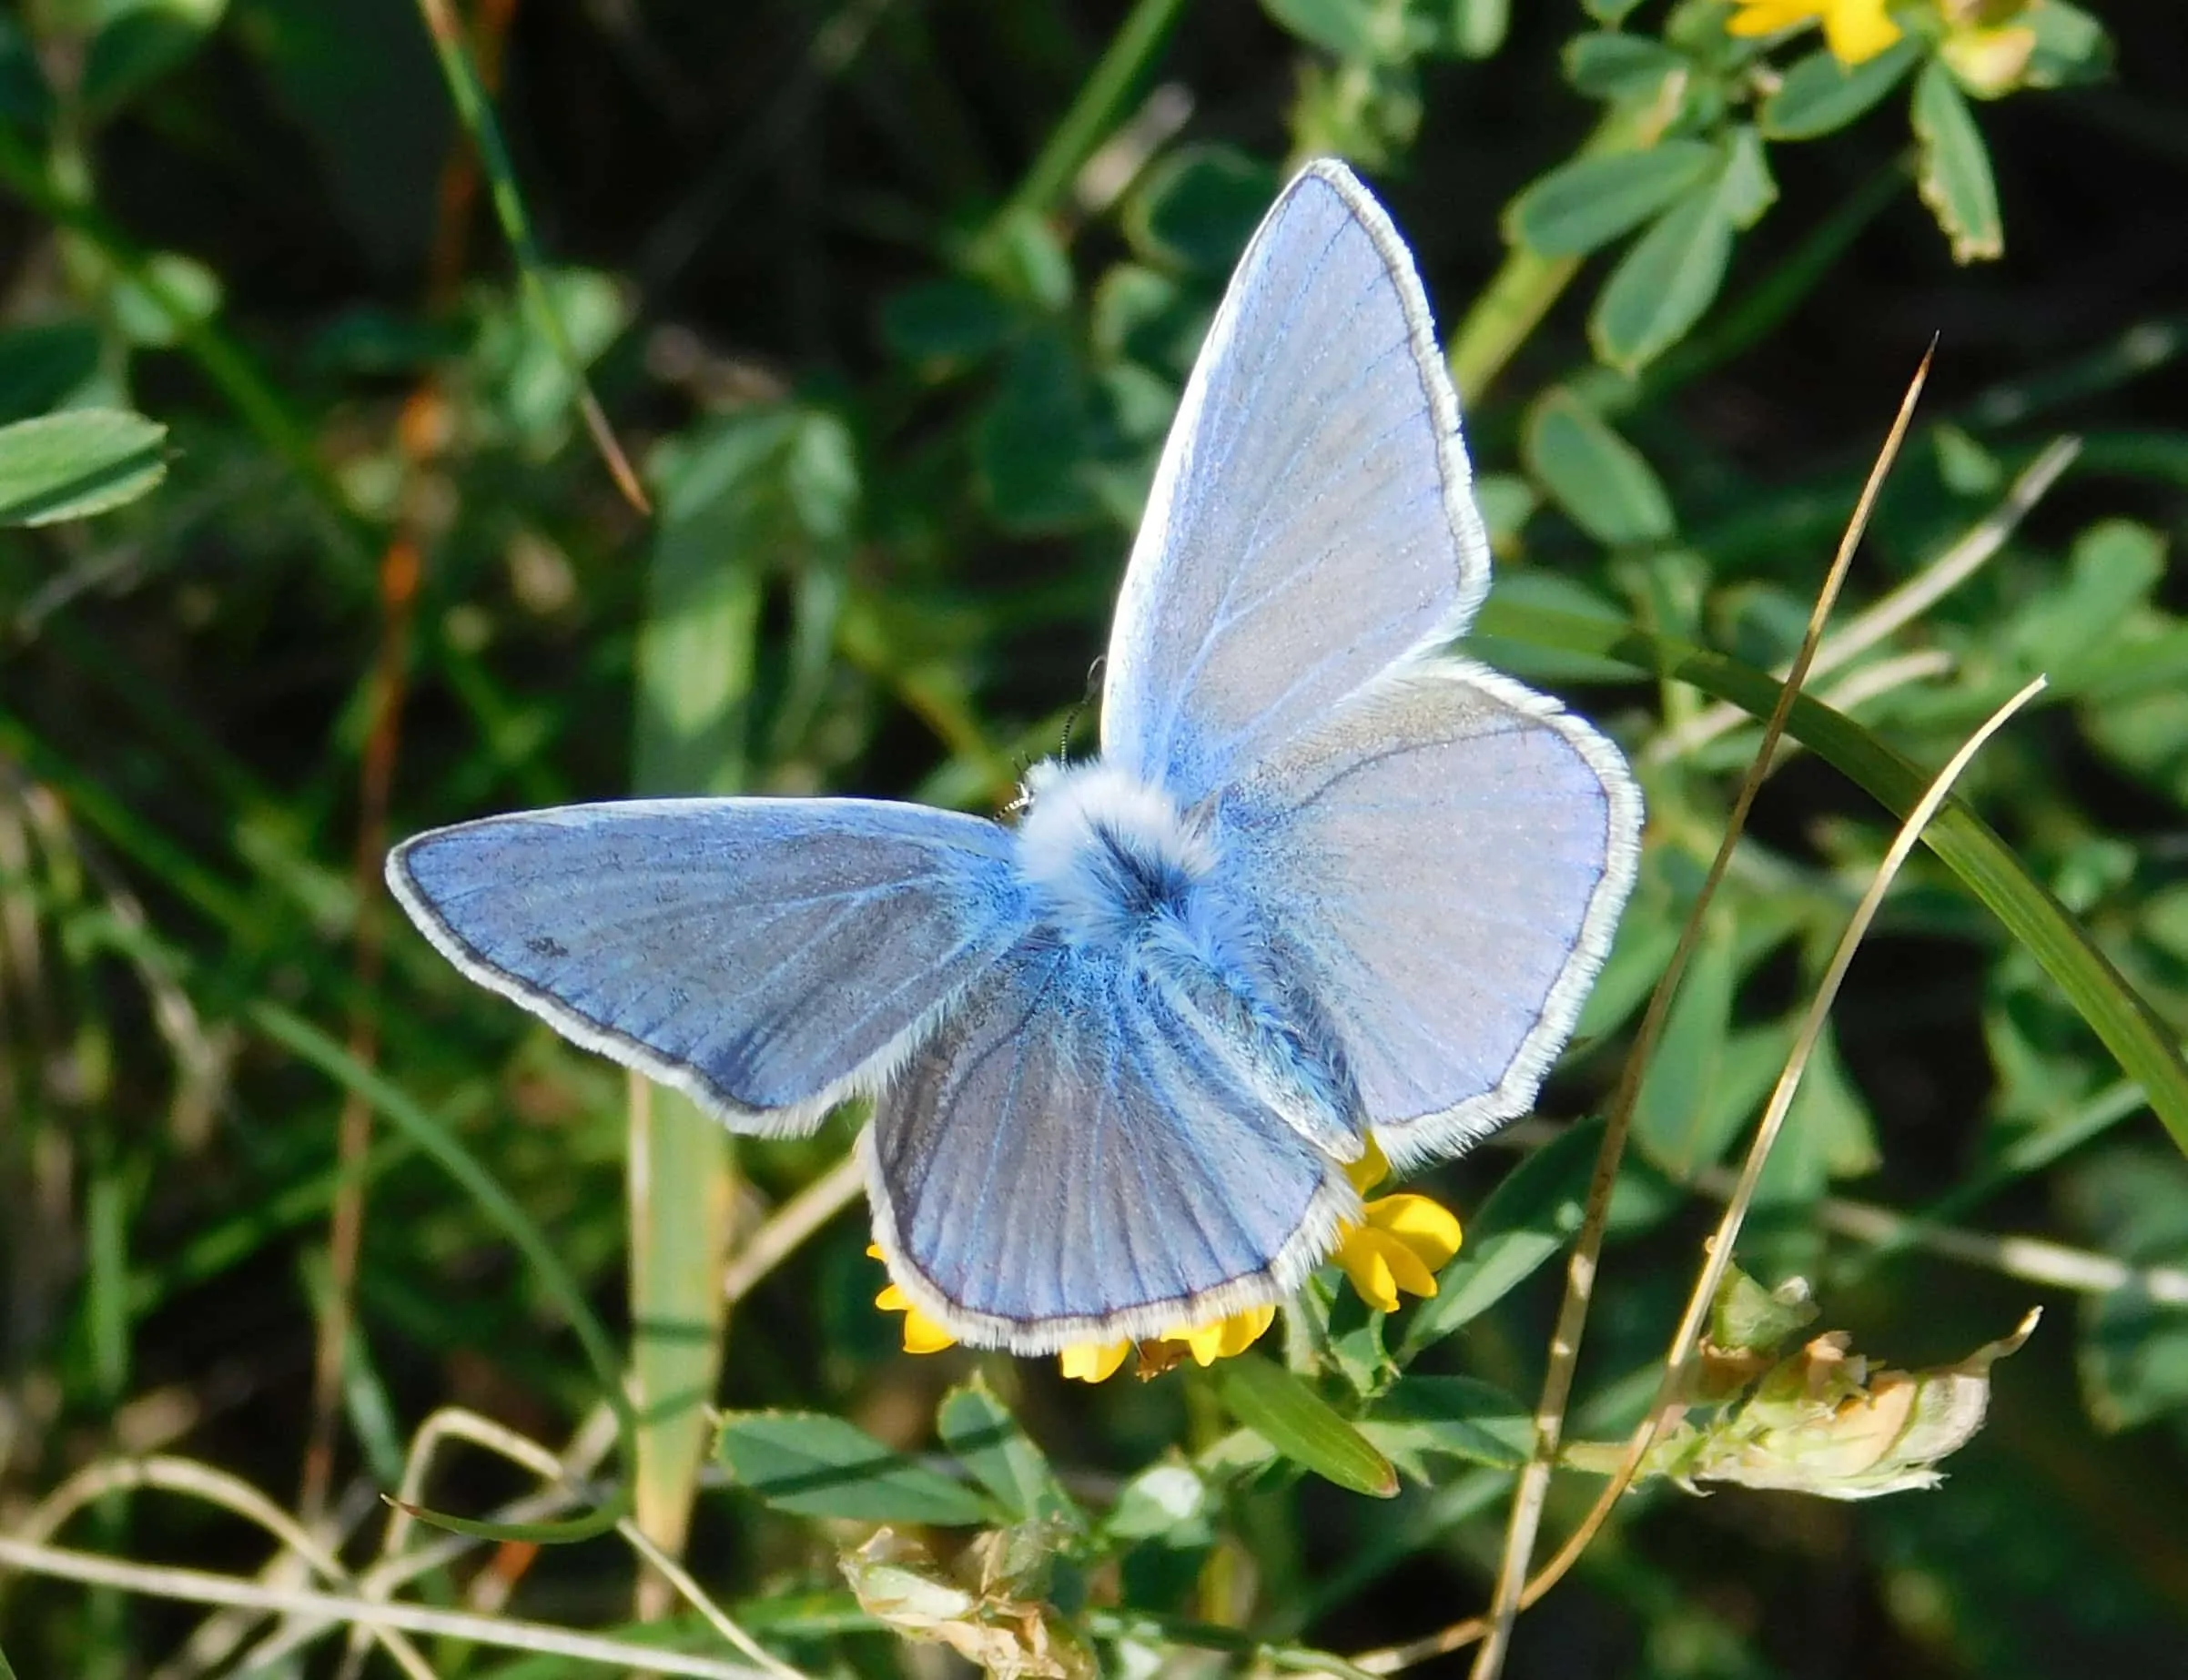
[1458, 349, 1937, 1680]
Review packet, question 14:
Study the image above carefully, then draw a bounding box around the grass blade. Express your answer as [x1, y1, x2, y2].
[1471, 597, 2188, 1157]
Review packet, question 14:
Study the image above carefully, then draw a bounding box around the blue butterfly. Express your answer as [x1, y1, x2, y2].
[388, 159, 1643, 1353]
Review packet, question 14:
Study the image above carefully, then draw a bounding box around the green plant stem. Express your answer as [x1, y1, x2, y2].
[978, 0, 1190, 249]
[410, 0, 649, 512]
[249, 1002, 640, 1452]
[1446, 94, 1683, 400]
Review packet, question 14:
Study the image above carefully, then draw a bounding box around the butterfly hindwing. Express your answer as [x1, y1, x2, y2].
[1223, 658, 1642, 1166]
[866, 939, 1355, 1351]
[1100, 159, 1491, 805]
[389, 799, 1029, 1135]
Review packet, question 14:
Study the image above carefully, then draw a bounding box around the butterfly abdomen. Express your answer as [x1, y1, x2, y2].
[1013, 759, 1362, 1158]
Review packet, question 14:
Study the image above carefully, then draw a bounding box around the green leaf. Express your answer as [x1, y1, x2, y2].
[1583, 0, 1646, 22]
[975, 332, 1105, 533]
[2007, 520, 2166, 680]
[1123, 144, 1281, 276]
[107, 250, 223, 349]
[1912, 59, 2002, 264]
[1522, 389, 1675, 546]
[1260, 0, 1385, 59]
[880, 278, 1017, 367]
[1471, 597, 2188, 1161]
[1448, 0, 1509, 59]
[1633, 906, 1739, 1179]
[1399, 1119, 1603, 1355]
[0, 409, 167, 526]
[1760, 40, 1919, 140]
[1564, 32, 1687, 102]
[937, 1376, 1078, 1526]
[2062, 1147, 2188, 1431]
[715, 1412, 992, 1526]
[1589, 182, 1734, 374]
[1361, 1377, 1532, 1476]
[82, 0, 228, 115]
[1719, 126, 1777, 230]
[1103, 1462, 1214, 1543]
[2024, 1, 2112, 88]
[1506, 141, 1717, 258]
[1208, 1354, 1398, 1497]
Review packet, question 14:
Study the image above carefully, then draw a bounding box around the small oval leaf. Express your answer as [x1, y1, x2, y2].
[716, 1412, 992, 1526]
[1760, 40, 1919, 140]
[0, 409, 167, 526]
[1523, 389, 1675, 546]
[1912, 58, 2003, 264]
[1399, 1118, 1603, 1356]
[1589, 183, 1735, 373]
[1507, 141, 1718, 258]
[937, 1376, 1079, 1526]
[1210, 1354, 1398, 1497]
[1564, 31, 1687, 102]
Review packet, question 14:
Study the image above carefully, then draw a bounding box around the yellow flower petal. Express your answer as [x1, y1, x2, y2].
[1727, 0, 1825, 36]
[1363, 1193, 1464, 1275]
[1339, 1237, 1404, 1314]
[900, 1308, 958, 1355]
[1345, 1135, 1393, 1195]
[1180, 1304, 1277, 1367]
[1059, 1340, 1131, 1382]
[869, 1244, 957, 1352]
[1821, 0, 1900, 64]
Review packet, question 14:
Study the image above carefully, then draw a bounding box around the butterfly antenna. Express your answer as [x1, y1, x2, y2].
[1058, 656, 1106, 761]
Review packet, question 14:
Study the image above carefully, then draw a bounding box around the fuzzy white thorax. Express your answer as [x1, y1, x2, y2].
[1013, 760, 1215, 945]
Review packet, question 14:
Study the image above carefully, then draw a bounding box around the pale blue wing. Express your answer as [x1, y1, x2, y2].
[388, 799, 1029, 1135]
[866, 941, 1355, 1352]
[1222, 659, 1643, 1168]
[1101, 158, 1491, 804]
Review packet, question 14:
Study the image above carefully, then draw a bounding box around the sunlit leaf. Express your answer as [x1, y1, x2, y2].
[1760, 40, 1919, 139]
[0, 409, 167, 526]
[1209, 1354, 1397, 1497]
[1507, 142, 1717, 258]
[1912, 59, 2003, 264]
[717, 1412, 992, 1525]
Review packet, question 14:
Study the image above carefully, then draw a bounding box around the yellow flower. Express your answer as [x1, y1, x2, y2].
[866, 1246, 1274, 1379]
[1727, 0, 1902, 66]
[1059, 1340, 1131, 1382]
[1330, 1134, 1464, 1314]
[867, 1134, 1463, 1373]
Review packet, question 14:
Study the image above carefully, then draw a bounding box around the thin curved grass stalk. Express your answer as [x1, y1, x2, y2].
[229, 1409, 621, 1677]
[722, 1149, 868, 1305]
[309, 0, 522, 1516]
[1457, 347, 1936, 1680]
[9, 1457, 437, 1680]
[1356, 672, 2049, 1675]
[410, 0, 649, 513]
[1757, 1179, 2188, 1304]
[0, 1535, 774, 1680]
[376, 1407, 805, 1680]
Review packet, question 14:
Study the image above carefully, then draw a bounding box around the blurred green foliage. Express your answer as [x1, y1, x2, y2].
[5, 2, 2188, 1677]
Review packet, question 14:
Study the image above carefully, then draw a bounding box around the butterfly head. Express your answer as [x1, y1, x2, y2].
[1014, 761, 1218, 948]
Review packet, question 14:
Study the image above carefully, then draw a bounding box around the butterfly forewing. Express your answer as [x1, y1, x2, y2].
[1100, 159, 1492, 805]
[389, 800, 1028, 1135]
